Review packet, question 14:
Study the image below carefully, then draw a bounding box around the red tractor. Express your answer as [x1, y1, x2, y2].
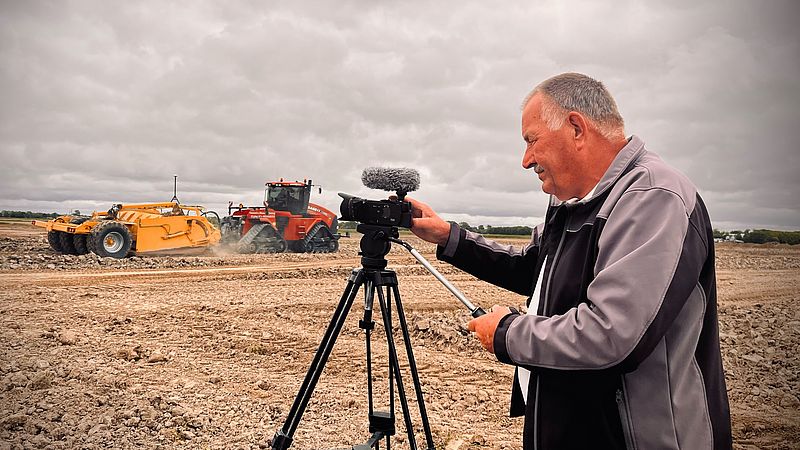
[220, 179, 340, 253]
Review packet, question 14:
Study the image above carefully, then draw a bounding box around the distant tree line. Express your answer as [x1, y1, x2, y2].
[0, 210, 61, 219]
[714, 229, 800, 245]
[457, 222, 533, 236]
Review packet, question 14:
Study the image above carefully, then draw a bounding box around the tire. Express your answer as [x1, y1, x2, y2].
[274, 237, 287, 253]
[86, 229, 97, 255]
[89, 221, 133, 259]
[302, 222, 338, 253]
[238, 242, 257, 254]
[291, 239, 308, 253]
[58, 232, 78, 254]
[47, 231, 63, 253]
[250, 225, 289, 253]
[73, 234, 89, 255]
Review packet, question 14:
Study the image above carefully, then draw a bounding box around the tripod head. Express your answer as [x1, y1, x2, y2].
[357, 224, 398, 270]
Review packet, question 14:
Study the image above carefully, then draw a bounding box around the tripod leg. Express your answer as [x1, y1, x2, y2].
[375, 284, 418, 450]
[391, 285, 436, 450]
[272, 269, 366, 449]
[362, 278, 376, 418]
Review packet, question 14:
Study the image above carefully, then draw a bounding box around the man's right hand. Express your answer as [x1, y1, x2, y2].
[404, 197, 451, 247]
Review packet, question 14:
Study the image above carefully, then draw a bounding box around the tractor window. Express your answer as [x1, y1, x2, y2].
[268, 185, 310, 214]
[267, 188, 286, 209]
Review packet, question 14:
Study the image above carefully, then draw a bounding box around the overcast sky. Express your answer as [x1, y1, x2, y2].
[1, 1, 798, 230]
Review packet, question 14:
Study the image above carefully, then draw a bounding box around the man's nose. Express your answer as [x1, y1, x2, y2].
[522, 147, 535, 169]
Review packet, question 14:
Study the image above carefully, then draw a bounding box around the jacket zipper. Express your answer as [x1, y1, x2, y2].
[532, 378, 541, 450]
[616, 381, 635, 450]
[534, 217, 568, 450]
[542, 222, 567, 316]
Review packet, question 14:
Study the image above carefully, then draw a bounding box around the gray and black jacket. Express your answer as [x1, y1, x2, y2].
[437, 136, 732, 449]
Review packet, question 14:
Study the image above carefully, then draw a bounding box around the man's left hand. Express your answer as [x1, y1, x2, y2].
[467, 305, 512, 353]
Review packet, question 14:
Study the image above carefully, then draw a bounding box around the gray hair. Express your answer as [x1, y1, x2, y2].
[524, 73, 625, 140]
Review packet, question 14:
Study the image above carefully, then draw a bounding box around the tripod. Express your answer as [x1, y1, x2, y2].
[271, 224, 435, 450]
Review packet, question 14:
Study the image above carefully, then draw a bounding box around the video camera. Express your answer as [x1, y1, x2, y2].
[337, 167, 420, 228]
[338, 194, 413, 228]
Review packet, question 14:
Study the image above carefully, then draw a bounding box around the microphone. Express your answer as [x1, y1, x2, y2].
[361, 167, 420, 198]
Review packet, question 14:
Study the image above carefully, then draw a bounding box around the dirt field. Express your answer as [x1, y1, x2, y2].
[0, 221, 798, 449]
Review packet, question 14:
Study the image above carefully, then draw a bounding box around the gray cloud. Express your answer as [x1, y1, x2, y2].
[1, 0, 798, 230]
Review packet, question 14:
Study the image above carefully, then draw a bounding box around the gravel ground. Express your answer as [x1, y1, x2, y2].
[0, 223, 798, 449]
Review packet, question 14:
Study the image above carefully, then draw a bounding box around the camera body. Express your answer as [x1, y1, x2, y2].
[339, 193, 413, 228]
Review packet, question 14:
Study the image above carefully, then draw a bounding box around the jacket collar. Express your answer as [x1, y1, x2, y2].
[549, 135, 647, 208]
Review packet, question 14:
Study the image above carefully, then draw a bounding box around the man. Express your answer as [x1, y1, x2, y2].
[408, 73, 732, 449]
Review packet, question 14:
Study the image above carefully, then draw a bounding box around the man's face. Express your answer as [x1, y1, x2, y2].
[521, 94, 581, 201]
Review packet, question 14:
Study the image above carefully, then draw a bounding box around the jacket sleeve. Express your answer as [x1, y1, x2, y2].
[437, 222, 541, 296]
[494, 187, 708, 370]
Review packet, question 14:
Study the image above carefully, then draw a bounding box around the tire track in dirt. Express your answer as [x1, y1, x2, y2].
[0, 259, 361, 283]
[0, 261, 470, 291]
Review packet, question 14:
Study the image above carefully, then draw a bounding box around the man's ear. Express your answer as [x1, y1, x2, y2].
[567, 112, 590, 150]
[567, 111, 586, 140]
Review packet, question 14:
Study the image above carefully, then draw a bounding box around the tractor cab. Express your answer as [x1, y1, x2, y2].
[266, 179, 313, 215]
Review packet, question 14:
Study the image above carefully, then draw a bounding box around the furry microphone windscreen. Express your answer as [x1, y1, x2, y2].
[361, 167, 421, 192]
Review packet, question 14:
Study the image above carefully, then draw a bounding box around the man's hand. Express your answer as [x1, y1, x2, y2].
[467, 305, 512, 353]
[402, 196, 451, 246]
